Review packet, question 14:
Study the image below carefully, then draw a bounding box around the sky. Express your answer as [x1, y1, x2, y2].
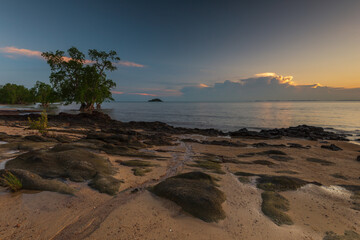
[0, 0, 360, 101]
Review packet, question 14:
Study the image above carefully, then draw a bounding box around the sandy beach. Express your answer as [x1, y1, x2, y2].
[0, 112, 359, 240]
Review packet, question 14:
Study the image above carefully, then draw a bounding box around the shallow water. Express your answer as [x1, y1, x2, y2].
[0, 158, 14, 169]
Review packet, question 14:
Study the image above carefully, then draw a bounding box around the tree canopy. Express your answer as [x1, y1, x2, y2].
[42, 47, 119, 111]
[0, 83, 33, 104]
[30, 81, 59, 107]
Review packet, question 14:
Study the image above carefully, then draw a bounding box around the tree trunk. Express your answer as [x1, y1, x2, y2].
[79, 103, 87, 112]
[79, 103, 94, 112]
[96, 103, 101, 110]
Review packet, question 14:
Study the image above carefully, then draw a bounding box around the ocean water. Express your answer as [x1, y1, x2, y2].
[2, 101, 360, 138]
[61, 101, 360, 135]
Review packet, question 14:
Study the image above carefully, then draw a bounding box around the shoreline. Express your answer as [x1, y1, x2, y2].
[0, 112, 359, 239]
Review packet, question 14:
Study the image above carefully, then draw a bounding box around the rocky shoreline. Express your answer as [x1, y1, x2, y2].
[0, 111, 359, 240]
[0, 111, 350, 140]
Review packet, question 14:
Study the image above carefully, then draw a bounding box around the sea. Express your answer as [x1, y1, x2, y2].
[2, 101, 360, 141]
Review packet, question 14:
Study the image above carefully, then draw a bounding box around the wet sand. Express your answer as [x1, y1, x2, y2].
[0, 120, 359, 240]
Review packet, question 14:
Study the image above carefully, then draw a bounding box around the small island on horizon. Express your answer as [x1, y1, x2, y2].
[148, 98, 163, 102]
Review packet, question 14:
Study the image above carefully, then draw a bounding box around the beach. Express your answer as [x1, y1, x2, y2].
[0, 112, 359, 240]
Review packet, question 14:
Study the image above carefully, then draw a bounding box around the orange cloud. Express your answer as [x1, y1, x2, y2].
[198, 83, 209, 88]
[255, 72, 295, 85]
[117, 61, 145, 68]
[0, 46, 144, 67]
[130, 93, 157, 96]
[111, 91, 124, 94]
[0, 46, 42, 58]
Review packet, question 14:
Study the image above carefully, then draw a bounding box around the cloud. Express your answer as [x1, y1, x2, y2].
[0, 46, 42, 58]
[0, 46, 144, 67]
[111, 91, 125, 95]
[117, 61, 145, 68]
[178, 73, 360, 101]
[111, 88, 182, 99]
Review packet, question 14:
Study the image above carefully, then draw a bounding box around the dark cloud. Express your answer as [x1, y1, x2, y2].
[177, 73, 360, 101]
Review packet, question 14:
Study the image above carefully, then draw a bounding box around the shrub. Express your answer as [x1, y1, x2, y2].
[0, 171, 22, 192]
[28, 110, 48, 133]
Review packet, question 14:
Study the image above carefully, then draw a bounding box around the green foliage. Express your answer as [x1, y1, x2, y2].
[41, 47, 119, 111]
[0, 83, 33, 104]
[28, 110, 48, 133]
[0, 171, 22, 192]
[30, 81, 59, 107]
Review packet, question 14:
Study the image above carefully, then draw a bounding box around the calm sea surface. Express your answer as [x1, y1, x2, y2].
[2, 101, 360, 137]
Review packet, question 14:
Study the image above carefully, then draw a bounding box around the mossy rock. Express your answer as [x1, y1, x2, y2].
[171, 171, 218, 184]
[0, 169, 74, 195]
[257, 175, 307, 191]
[151, 171, 226, 222]
[330, 173, 348, 180]
[269, 155, 294, 162]
[238, 176, 250, 183]
[252, 160, 275, 166]
[118, 160, 156, 167]
[234, 172, 257, 177]
[132, 167, 152, 176]
[306, 158, 335, 166]
[261, 191, 293, 226]
[258, 150, 287, 155]
[190, 160, 225, 174]
[88, 174, 121, 195]
[6, 147, 113, 182]
[323, 230, 360, 240]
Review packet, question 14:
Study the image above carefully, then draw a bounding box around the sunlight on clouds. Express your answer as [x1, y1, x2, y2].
[111, 91, 125, 94]
[0, 46, 42, 58]
[254, 72, 278, 77]
[198, 83, 209, 88]
[255, 72, 294, 85]
[0, 46, 144, 67]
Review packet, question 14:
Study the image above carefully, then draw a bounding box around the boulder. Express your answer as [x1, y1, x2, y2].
[6, 146, 113, 182]
[0, 169, 74, 195]
[321, 144, 342, 151]
[152, 172, 226, 222]
[88, 174, 121, 195]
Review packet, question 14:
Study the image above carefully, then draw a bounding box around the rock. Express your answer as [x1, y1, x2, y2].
[257, 175, 308, 191]
[230, 125, 348, 141]
[24, 135, 51, 142]
[261, 191, 293, 226]
[287, 143, 311, 149]
[321, 144, 342, 151]
[252, 142, 286, 148]
[357, 156, 360, 162]
[151, 172, 226, 222]
[258, 150, 287, 155]
[324, 230, 360, 240]
[269, 155, 294, 162]
[88, 174, 121, 195]
[306, 158, 335, 166]
[6, 146, 113, 182]
[252, 160, 275, 166]
[0, 169, 74, 195]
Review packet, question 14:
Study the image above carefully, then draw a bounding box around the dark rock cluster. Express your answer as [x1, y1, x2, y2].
[230, 125, 348, 141]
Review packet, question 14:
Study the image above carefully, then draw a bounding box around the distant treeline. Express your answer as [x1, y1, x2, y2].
[0, 47, 119, 111]
[0, 82, 59, 107]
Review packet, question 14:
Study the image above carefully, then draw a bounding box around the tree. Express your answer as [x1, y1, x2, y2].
[0, 83, 33, 104]
[41, 47, 119, 111]
[30, 81, 59, 107]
